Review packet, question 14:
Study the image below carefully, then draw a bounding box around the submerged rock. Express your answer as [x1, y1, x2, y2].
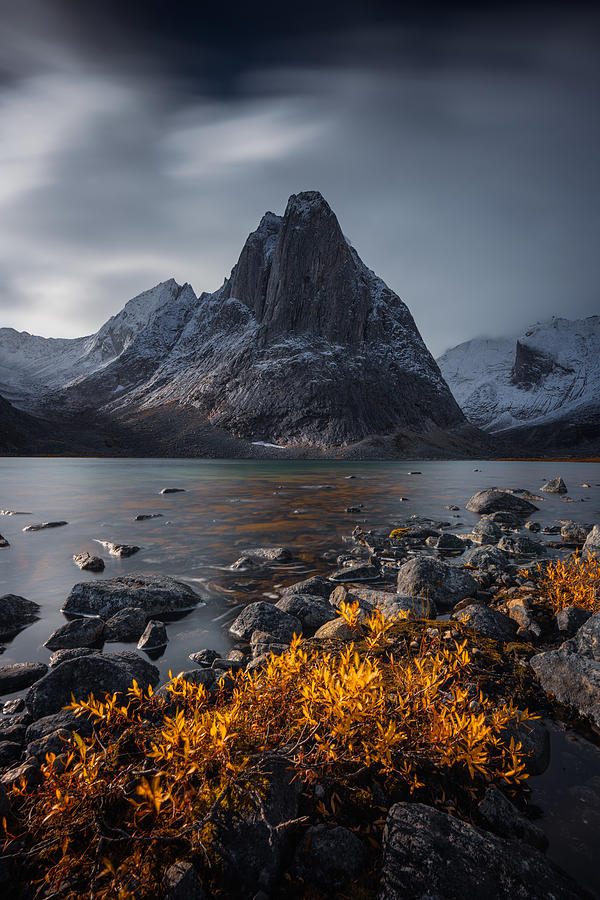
[396, 557, 478, 610]
[245, 546, 293, 562]
[540, 476, 567, 494]
[26, 651, 159, 719]
[133, 513, 163, 521]
[44, 617, 104, 650]
[160, 488, 185, 494]
[466, 489, 538, 516]
[0, 594, 40, 640]
[229, 602, 301, 642]
[62, 573, 200, 618]
[22, 521, 68, 531]
[94, 540, 140, 558]
[0, 534, 9, 548]
[73, 552, 105, 572]
[137, 620, 168, 651]
[378, 802, 584, 899]
[0, 662, 48, 695]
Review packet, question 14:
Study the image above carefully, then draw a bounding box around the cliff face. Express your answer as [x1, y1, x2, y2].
[0, 191, 476, 455]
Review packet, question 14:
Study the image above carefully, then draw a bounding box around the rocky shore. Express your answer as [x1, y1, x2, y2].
[0, 479, 599, 898]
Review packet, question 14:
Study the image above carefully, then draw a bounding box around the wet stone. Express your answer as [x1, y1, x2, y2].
[137, 620, 168, 651]
[0, 662, 48, 695]
[73, 552, 105, 572]
[44, 617, 104, 651]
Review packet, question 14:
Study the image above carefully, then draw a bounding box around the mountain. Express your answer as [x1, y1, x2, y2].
[438, 316, 600, 453]
[0, 191, 483, 457]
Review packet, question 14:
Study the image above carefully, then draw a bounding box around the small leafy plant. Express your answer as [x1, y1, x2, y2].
[529, 550, 600, 613]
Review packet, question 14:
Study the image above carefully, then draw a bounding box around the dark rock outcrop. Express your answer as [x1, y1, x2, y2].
[466, 489, 538, 516]
[229, 602, 301, 642]
[0, 594, 40, 640]
[0, 662, 48, 695]
[62, 573, 200, 618]
[44, 617, 104, 650]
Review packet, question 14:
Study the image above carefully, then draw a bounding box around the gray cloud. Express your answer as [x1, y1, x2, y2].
[0, 2, 598, 355]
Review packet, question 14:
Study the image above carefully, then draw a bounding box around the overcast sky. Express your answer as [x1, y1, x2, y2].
[0, 0, 598, 356]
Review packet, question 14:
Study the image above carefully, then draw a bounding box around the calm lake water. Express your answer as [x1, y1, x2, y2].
[1, 457, 599, 893]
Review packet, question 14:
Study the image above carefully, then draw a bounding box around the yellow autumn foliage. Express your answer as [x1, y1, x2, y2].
[4, 607, 533, 899]
[530, 550, 600, 613]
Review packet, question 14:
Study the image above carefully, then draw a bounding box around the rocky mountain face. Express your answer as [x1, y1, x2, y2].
[438, 317, 600, 453]
[0, 191, 482, 457]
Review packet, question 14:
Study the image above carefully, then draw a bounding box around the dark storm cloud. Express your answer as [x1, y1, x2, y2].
[0, 0, 598, 353]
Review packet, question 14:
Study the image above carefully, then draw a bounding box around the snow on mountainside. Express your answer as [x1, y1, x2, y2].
[0, 280, 194, 407]
[437, 316, 600, 432]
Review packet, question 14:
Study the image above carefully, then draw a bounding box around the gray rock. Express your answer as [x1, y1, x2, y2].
[560, 521, 592, 545]
[396, 557, 479, 610]
[466, 546, 511, 572]
[484, 510, 523, 527]
[104, 606, 147, 641]
[563, 610, 600, 660]
[497, 535, 547, 557]
[230, 554, 267, 571]
[25, 709, 93, 745]
[2, 698, 25, 714]
[0, 759, 42, 788]
[555, 605, 593, 637]
[466, 489, 538, 516]
[452, 604, 517, 642]
[94, 540, 139, 558]
[541, 476, 568, 494]
[137, 620, 168, 651]
[44, 617, 104, 650]
[0, 661, 48, 695]
[280, 575, 332, 599]
[275, 593, 336, 631]
[189, 648, 220, 667]
[524, 520, 541, 532]
[314, 618, 359, 641]
[340, 586, 437, 619]
[229, 602, 301, 642]
[22, 521, 68, 531]
[583, 524, 600, 557]
[0, 740, 22, 766]
[62, 573, 200, 618]
[73, 552, 105, 571]
[478, 785, 547, 850]
[245, 546, 293, 562]
[506, 598, 541, 638]
[250, 631, 290, 659]
[0, 593, 40, 640]
[378, 802, 584, 900]
[430, 532, 469, 551]
[133, 513, 163, 521]
[293, 824, 366, 889]
[48, 647, 95, 668]
[329, 561, 380, 582]
[160, 487, 185, 494]
[26, 651, 159, 719]
[0, 534, 9, 548]
[472, 519, 503, 544]
[163, 861, 205, 900]
[531, 649, 600, 727]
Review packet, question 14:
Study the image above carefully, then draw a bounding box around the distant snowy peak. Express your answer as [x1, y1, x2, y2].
[438, 316, 600, 432]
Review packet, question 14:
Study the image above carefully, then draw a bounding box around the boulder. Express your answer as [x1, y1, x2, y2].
[44, 617, 104, 650]
[94, 541, 139, 558]
[25, 709, 93, 746]
[555, 606, 593, 637]
[293, 824, 366, 889]
[336, 586, 437, 619]
[563, 611, 600, 660]
[471, 519, 502, 545]
[245, 546, 293, 562]
[583, 525, 600, 558]
[430, 532, 469, 551]
[163, 861, 205, 900]
[378, 802, 584, 900]
[0, 662, 48, 695]
[48, 647, 95, 668]
[230, 555, 267, 571]
[250, 631, 290, 659]
[484, 510, 522, 528]
[189, 648, 220, 668]
[229, 602, 301, 642]
[506, 598, 541, 639]
[25, 651, 159, 720]
[62, 573, 200, 618]
[0, 594, 40, 640]
[23, 521, 68, 531]
[560, 522, 591, 545]
[396, 557, 478, 610]
[280, 576, 332, 599]
[541, 476, 568, 494]
[466, 489, 538, 516]
[477, 785, 547, 850]
[466, 546, 511, 572]
[531, 649, 600, 727]
[73, 552, 105, 572]
[275, 594, 336, 631]
[313, 619, 360, 641]
[497, 535, 547, 557]
[452, 605, 517, 642]
[0, 741, 21, 767]
[329, 562, 380, 582]
[104, 607, 147, 642]
[137, 620, 168, 651]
